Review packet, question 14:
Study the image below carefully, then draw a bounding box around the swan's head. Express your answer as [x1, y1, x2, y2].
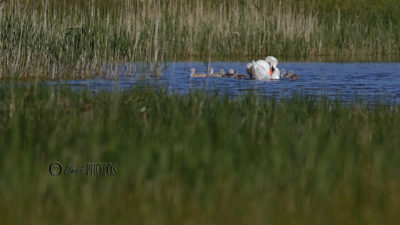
[265, 56, 279, 69]
[190, 68, 195, 73]
[266, 63, 273, 76]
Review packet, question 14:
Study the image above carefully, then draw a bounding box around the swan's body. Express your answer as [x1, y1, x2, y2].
[190, 68, 207, 78]
[251, 60, 280, 80]
[251, 60, 271, 80]
[249, 56, 281, 80]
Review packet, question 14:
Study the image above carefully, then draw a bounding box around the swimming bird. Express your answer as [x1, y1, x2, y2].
[250, 56, 281, 80]
[280, 69, 298, 78]
[190, 68, 207, 78]
[284, 70, 300, 79]
[219, 69, 225, 76]
[233, 71, 249, 79]
[280, 69, 286, 76]
[209, 68, 222, 77]
[222, 69, 235, 78]
[218, 69, 225, 76]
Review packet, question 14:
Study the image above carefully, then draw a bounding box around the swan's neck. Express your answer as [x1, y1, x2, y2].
[271, 67, 280, 79]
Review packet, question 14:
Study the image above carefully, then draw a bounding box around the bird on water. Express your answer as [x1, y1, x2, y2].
[190, 68, 207, 78]
[249, 56, 281, 80]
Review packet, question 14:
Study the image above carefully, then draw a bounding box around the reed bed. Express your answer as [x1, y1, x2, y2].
[0, 82, 400, 224]
[0, 0, 399, 78]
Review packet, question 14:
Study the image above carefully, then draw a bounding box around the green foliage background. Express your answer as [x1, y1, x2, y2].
[0, 83, 399, 224]
[0, 0, 399, 78]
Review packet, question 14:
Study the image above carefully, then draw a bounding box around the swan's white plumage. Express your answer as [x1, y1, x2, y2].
[265, 56, 280, 79]
[249, 56, 281, 80]
[252, 60, 271, 80]
[265, 56, 278, 68]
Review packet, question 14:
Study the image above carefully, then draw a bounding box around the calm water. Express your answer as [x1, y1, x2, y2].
[49, 62, 400, 104]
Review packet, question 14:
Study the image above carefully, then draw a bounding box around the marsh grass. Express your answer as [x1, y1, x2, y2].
[0, 0, 399, 78]
[0, 82, 400, 224]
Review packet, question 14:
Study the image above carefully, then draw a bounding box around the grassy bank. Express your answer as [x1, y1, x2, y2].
[0, 83, 400, 224]
[0, 0, 399, 78]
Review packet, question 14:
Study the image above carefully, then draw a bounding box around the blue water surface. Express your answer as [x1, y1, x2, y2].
[48, 62, 400, 104]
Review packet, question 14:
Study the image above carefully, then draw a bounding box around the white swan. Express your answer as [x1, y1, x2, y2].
[248, 56, 281, 80]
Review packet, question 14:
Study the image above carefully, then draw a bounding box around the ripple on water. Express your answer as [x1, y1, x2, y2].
[47, 62, 400, 105]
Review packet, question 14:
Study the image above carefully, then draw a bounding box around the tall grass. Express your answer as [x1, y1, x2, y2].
[0, 0, 399, 78]
[0, 82, 400, 224]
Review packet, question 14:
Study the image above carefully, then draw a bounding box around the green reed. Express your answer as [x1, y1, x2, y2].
[0, 0, 399, 78]
[0, 82, 399, 224]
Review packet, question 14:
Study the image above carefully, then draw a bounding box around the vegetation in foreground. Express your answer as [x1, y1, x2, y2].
[0, 0, 399, 78]
[0, 83, 399, 225]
